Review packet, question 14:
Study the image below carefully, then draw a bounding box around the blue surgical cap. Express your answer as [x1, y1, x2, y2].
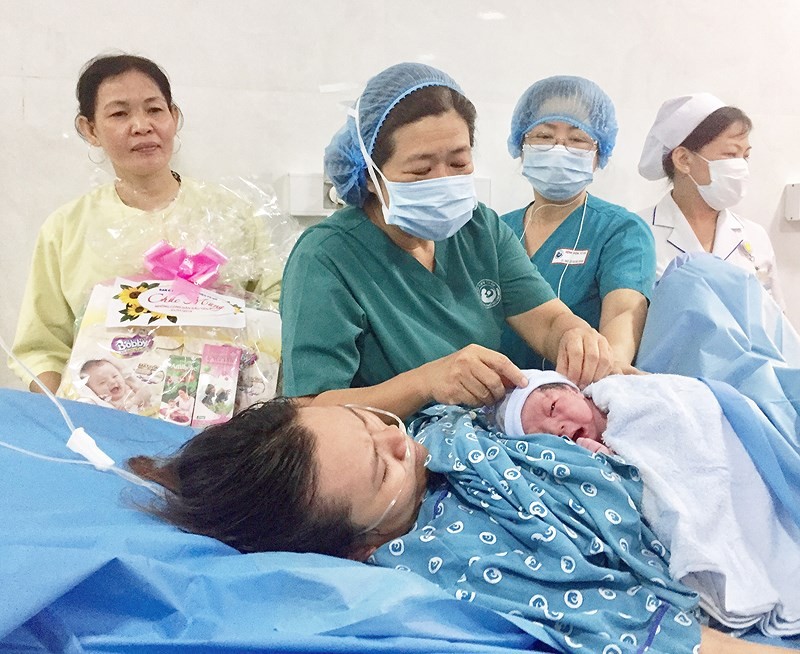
[324, 62, 463, 207]
[508, 75, 618, 168]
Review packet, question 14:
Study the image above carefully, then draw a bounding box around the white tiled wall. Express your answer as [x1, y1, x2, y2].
[3, 0, 800, 389]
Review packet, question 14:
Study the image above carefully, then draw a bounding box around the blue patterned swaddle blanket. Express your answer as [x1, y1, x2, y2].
[371, 405, 701, 654]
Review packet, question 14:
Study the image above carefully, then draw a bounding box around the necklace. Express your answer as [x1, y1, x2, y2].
[115, 171, 182, 211]
[520, 193, 585, 246]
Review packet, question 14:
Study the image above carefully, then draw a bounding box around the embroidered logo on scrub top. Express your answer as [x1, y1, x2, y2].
[552, 248, 589, 265]
[477, 279, 501, 308]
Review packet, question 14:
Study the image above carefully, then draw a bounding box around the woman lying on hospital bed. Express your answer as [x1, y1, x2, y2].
[127, 253, 798, 654]
[127, 393, 795, 654]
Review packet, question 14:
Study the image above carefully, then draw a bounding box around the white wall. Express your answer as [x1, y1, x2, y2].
[3, 0, 800, 390]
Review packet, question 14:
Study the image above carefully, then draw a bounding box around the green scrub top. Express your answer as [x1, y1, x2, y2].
[500, 194, 656, 370]
[280, 203, 555, 397]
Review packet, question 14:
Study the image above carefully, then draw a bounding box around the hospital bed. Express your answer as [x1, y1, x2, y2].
[1, 255, 798, 653]
[0, 389, 555, 653]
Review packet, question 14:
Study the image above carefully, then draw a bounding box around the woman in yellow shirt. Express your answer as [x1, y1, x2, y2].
[11, 54, 280, 393]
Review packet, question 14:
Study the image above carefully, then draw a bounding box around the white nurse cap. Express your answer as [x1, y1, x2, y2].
[638, 93, 726, 181]
[495, 370, 578, 437]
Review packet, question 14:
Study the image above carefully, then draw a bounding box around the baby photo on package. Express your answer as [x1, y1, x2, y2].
[59, 285, 168, 417]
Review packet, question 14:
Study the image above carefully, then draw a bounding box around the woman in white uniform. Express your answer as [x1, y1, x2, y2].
[637, 93, 784, 308]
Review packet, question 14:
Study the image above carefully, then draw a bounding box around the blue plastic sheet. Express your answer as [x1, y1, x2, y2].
[702, 377, 800, 528]
[638, 254, 800, 649]
[0, 390, 547, 653]
[638, 254, 800, 527]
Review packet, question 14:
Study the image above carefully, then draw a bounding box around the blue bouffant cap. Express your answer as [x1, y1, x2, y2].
[508, 75, 618, 168]
[324, 62, 463, 207]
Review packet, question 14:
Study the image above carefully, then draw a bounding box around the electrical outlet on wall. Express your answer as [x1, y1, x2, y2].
[323, 176, 344, 210]
[785, 183, 800, 222]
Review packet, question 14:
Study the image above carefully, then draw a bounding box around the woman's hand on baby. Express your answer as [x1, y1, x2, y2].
[420, 345, 527, 407]
[555, 327, 614, 388]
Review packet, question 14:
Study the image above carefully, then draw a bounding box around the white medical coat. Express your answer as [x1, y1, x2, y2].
[638, 192, 785, 309]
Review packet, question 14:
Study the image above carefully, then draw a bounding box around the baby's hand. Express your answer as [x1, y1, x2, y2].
[575, 437, 614, 456]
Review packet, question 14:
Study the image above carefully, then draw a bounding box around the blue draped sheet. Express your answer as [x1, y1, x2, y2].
[638, 254, 800, 648]
[638, 254, 800, 529]
[372, 405, 702, 654]
[0, 389, 545, 654]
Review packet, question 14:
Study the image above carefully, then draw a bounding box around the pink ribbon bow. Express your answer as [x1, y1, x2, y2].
[143, 240, 228, 301]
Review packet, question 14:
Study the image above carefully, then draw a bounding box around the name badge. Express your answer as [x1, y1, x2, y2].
[552, 248, 589, 265]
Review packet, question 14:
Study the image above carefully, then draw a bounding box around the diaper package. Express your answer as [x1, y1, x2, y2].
[58, 279, 281, 423]
[54, 177, 295, 425]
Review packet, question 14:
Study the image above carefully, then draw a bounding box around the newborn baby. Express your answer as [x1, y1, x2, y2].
[493, 370, 612, 454]
[493, 369, 800, 635]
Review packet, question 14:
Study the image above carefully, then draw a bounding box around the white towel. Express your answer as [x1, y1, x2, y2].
[587, 374, 800, 636]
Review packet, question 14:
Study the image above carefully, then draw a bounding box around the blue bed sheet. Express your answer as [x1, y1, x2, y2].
[0, 389, 548, 653]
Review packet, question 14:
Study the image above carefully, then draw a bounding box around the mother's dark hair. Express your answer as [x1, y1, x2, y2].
[76, 53, 175, 122]
[128, 398, 363, 557]
[370, 85, 477, 169]
[664, 106, 752, 180]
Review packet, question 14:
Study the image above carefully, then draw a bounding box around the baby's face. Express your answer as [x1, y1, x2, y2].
[520, 385, 600, 443]
[86, 362, 127, 402]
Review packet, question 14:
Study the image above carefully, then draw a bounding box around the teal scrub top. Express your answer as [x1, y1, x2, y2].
[280, 203, 555, 397]
[500, 194, 656, 370]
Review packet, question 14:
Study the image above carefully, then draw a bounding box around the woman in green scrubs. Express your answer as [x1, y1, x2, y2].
[280, 63, 615, 418]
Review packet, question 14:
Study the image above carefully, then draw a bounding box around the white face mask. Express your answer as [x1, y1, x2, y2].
[690, 155, 749, 211]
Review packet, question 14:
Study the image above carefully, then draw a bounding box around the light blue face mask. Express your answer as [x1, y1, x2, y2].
[379, 172, 478, 241]
[350, 97, 477, 242]
[522, 144, 595, 201]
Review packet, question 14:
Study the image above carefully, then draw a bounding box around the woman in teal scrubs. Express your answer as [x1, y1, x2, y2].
[501, 76, 656, 372]
[280, 63, 615, 418]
